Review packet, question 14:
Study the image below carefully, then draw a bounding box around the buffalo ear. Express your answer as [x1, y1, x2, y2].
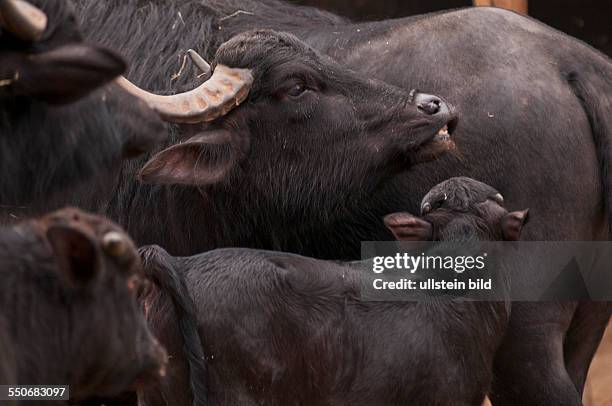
[14, 44, 125, 104]
[384, 212, 433, 241]
[46, 225, 101, 289]
[139, 131, 237, 186]
[501, 209, 529, 241]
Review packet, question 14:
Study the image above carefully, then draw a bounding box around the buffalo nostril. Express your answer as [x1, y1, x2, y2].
[414, 93, 449, 116]
[417, 98, 441, 115]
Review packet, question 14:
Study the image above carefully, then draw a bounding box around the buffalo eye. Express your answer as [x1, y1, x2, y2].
[286, 81, 307, 98]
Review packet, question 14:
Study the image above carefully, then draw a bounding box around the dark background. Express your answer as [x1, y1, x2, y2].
[290, 0, 612, 57]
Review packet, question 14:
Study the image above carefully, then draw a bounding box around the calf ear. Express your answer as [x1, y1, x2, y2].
[46, 225, 101, 289]
[501, 209, 529, 241]
[13, 44, 126, 104]
[139, 131, 237, 185]
[383, 212, 433, 241]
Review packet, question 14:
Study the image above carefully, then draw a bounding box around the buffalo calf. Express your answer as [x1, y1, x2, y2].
[137, 177, 528, 406]
[0, 208, 167, 403]
[385, 176, 529, 243]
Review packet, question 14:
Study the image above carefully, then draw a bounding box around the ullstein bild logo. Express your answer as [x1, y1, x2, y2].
[371, 252, 488, 274]
[371, 277, 493, 291]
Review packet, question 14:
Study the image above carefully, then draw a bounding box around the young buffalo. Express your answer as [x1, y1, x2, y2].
[385, 176, 529, 243]
[137, 177, 528, 406]
[0, 208, 167, 402]
[0, 0, 164, 209]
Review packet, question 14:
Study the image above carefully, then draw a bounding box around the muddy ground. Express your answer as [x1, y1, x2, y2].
[585, 321, 612, 406]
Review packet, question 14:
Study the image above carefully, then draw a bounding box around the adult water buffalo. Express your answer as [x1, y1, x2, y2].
[0, 0, 164, 209]
[68, 1, 457, 258]
[72, 1, 611, 404]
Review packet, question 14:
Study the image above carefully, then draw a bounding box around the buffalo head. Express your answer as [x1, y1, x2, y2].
[121, 29, 457, 219]
[384, 177, 529, 242]
[0, 0, 165, 205]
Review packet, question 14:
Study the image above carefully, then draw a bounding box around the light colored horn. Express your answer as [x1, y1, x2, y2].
[491, 193, 504, 204]
[115, 64, 253, 124]
[421, 202, 432, 215]
[187, 49, 212, 78]
[102, 231, 127, 259]
[0, 0, 47, 41]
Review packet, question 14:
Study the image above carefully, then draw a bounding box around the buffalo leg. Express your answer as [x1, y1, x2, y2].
[490, 302, 581, 406]
[563, 302, 611, 395]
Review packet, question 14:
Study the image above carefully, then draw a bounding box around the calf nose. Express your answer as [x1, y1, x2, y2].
[415, 93, 448, 116]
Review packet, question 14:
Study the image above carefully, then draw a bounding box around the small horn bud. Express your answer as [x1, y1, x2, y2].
[491, 193, 504, 204]
[102, 231, 127, 258]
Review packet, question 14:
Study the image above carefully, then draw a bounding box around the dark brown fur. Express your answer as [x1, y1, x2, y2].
[138, 177, 527, 406]
[0, 208, 167, 403]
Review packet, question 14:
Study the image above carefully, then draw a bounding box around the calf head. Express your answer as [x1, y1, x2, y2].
[0, 0, 164, 204]
[2, 208, 167, 399]
[128, 29, 457, 217]
[384, 177, 529, 241]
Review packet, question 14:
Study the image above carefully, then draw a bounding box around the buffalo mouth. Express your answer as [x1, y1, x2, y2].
[431, 117, 458, 149]
[413, 117, 459, 163]
[432, 123, 452, 145]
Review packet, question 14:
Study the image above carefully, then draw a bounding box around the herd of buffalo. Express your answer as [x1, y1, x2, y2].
[1, 0, 611, 405]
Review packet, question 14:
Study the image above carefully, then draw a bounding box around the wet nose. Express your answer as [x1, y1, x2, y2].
[415, 93, 449, 116]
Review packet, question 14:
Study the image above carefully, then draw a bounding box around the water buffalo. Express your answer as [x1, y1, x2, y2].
[68, 3, 457, 252]
[135, 177, 528, 405]
[72, 1, 611, 403]
[0, 208, 168, 402]
[0, 0, 165, 210]
[386, 177, 528, 243]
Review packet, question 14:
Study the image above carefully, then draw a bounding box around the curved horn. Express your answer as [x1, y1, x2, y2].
[0, 0, 48, 41]
[115, 64, 253, 124]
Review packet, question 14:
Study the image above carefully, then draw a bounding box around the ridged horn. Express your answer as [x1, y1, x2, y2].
[0, 0, 47, 41]
[115, 64, 253, 124]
